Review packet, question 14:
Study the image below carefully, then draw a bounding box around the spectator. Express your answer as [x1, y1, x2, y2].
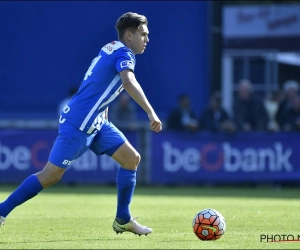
[264, 91, 281, 132]
[233, 79, 270, 131]
[199, 92, 236, 133]
[57, 86, 78, 117]
[109, 92, 139, 131]
[275, 80, 300, 130]
[280, 94, 300, 131]
[167, 93, 198, 131]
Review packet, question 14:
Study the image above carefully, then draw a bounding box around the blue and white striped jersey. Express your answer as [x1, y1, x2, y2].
[60, 41, 135, 133]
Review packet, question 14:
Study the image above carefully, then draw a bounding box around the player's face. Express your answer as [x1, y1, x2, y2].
[129, 24, 149, 54]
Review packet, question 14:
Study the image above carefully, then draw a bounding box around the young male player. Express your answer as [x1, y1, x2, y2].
[0, 12, 162, 236]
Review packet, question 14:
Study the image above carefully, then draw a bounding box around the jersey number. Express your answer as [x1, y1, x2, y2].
[84, 55, 101, 80]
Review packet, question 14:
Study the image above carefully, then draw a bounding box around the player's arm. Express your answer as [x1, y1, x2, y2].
[120, 69, 162, 132]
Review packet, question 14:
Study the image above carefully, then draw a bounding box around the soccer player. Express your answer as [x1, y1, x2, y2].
[0, 12, 162, 236]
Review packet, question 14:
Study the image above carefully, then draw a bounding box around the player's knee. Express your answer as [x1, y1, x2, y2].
[135, 152, 141, 167]
[50, 174, 63, 184]
[36, 163, 65, 187]
[128, 152, 141, 169]
[42, 172, 63, 187]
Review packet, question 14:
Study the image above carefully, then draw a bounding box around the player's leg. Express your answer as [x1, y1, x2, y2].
[90, 121, 152, 235]
[111, 141, 140, 223]
[0, 120, 93, 226]
[110, 142, 152, 235]
[0, 171, 45, 226]
[0, 162, 65, 226]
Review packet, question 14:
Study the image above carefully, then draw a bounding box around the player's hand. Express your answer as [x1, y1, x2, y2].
[148, 113, 162, 132]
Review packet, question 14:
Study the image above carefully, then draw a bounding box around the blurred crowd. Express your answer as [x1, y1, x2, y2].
[166, 78, 300, 133]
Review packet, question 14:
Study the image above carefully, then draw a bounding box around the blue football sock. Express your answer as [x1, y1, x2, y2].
[116, 168, 136, 224]
[0, 174, 43, 217]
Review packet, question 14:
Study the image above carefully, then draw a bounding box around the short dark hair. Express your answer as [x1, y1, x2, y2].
[115, 12, 148, 39]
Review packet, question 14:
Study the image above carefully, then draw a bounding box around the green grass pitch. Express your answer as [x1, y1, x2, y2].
[0, 185, 299, 249]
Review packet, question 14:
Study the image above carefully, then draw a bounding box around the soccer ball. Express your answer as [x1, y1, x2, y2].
[192, 208, 226, 241]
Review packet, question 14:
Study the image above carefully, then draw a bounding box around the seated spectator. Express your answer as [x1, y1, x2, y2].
[264, 91, 281, 132]
[167, 93, 198, 131]
[199, 92, 236, 133]
[275, 80, 300, 130]
[108, 92, 139, 131]
[280, 94, 300, 131]
[233, 79, 270, 132]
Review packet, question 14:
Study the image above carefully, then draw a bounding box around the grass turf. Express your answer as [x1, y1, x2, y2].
[0, 185, 299, 249]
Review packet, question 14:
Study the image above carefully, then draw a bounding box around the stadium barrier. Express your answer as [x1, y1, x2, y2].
[149, 131, 300, 185]
[0, 129, 299, 185]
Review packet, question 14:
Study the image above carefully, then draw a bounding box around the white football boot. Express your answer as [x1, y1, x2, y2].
[112, 217, 153, 236]
[0, 216, 5, 227]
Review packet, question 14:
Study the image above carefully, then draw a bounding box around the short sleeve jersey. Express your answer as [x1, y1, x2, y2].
[60, 41, 135, 132]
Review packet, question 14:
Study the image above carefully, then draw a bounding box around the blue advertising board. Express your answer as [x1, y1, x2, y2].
[2, 129, 299, 185]
[150, 132, 300, 184]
